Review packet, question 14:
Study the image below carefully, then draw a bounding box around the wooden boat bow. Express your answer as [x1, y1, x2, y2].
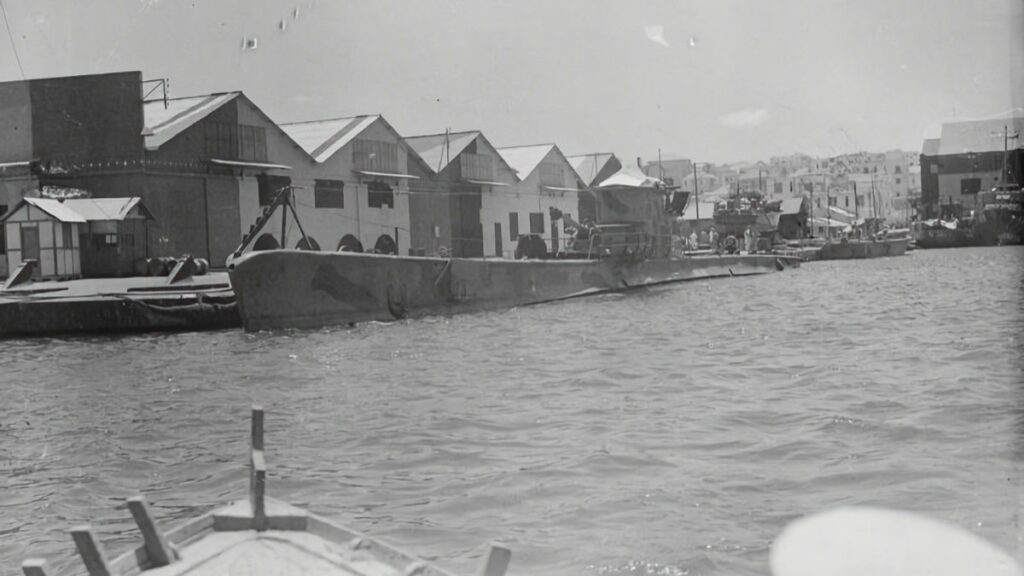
[21, 407, 511, 576]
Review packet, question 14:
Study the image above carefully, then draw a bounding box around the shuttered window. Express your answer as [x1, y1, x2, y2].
[314, 180, 344, 208]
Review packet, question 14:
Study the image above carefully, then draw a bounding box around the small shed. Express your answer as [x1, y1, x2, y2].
[776, 197, 809, 239]
[1, 197, 152, 279]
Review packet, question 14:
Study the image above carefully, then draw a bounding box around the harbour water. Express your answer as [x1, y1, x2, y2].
[1, 247, 1021, 575]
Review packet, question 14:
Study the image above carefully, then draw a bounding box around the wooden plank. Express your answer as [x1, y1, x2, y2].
[250, 448, 267, 531]
[251, 405, 264, 451]
[21, 559, 49, 576]
[127, 496, 177, 566]
[478, 544, 511, 576]
[163, 510, 215, 546]
[70, 526, 111, 576]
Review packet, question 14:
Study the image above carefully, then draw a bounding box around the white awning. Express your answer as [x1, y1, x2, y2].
[209, 158, 291, 170]
[0, 160, 33, 169]
[356, 170, 420, 180]
[465, 179, 511, 187]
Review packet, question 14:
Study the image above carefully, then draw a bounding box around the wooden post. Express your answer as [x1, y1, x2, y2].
[251, 405, 267, 531]
[478, 544, 511, 576]
[21, 559, 50, 576]
[127, 496, 177, 566]
[71, 526, 111, 576]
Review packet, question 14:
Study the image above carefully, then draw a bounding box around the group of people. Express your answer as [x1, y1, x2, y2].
[684, 226, 758, 254]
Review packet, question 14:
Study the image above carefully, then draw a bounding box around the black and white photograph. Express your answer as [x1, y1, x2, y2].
[0, 1, 1021, 574]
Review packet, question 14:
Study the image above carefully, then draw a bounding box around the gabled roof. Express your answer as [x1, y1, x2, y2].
[2, 197, 152, 223]
[566, 153, 617, 186]
[142, 93, 240, 150]
[405, 131, 481, 172]
[279, 115, 380, 163]
[497, 144, 558, 179]
[597, 167, 663, 189]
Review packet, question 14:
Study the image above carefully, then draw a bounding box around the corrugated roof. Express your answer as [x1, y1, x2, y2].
[142, 93, 239, 150]
[566, 153, 614, 186]
[21, 198, 86, 223]
[280, 115, 380, 163]
[405, 131, 480, 173]
[497, 144, 556, 179]
[19, 197, 149, 223]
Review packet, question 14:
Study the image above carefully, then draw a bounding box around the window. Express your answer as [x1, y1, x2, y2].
[205, 122, 267, 161]
[895, 166, 902, 174]
[257, 174, 291, 207]
[367, 181, 394, 208]
[314, 179, 345, 208]
[529, 212, 544, 234]
[856, 194, 864, 206]
[93, 234, 118, 248]
[895, 177, 901, 184]
[828, 197, 836, 206]
[508, 212, 519, 240]
[844, 196, 849, 208]
[62, 223, 73, 247]
[460, 153, 494, 180]
[354, 140, 400, 173]
[539, 163, 564, 188]
[961, 178, 981, 195]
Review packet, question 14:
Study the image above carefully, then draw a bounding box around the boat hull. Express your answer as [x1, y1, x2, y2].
[817, 238, 909, 260]
[229, 251, 797, 331]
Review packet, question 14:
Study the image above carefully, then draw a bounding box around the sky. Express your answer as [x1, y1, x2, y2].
[0, 0, 1020, 165]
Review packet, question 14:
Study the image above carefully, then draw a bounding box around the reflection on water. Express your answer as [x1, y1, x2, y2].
[1, 247, 1022, 575]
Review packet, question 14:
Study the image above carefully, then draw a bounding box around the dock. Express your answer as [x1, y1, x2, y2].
[0, 270, 239, 337]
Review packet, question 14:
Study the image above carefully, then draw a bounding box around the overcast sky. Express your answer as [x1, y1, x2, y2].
[1, 0, 1020, 165]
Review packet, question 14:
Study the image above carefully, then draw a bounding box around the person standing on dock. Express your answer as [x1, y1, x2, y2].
[709, 227, 719, 254]
[744, 227, 755, 254]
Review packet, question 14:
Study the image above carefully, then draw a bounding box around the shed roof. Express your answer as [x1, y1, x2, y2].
[405, 131, 481, 172]
[280, 115, 380, 163]
[937, 115, 1024, 155]
[497, 144, 557, 179]
[780, 197, 805, 215]
[5, 197, 153, 223]
[142, 93, 240, 150]
[597, 167, 663, 189]
[566, 152, 616, 186]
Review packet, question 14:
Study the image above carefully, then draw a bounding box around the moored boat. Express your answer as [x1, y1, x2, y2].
[226, 175, 801, 332]
[816, 237, 910, 260]
[228, 249, 800, 331]
[18, 407, 511, 576]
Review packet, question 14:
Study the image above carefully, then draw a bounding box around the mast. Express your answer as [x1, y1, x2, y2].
[808, 176, 813, 238]
[693, 163, 700, 222]
[825, 173, 831, 239]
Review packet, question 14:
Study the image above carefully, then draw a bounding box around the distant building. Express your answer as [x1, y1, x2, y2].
[497, 143, 583, 257]
[405, 131, 519, 257]
[919, 111, 1023, 219]
[280, 114, 428, 255]
[642, 158, 691, 190]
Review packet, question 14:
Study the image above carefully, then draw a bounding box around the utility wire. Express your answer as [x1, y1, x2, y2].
[0, 0, 25, 79]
